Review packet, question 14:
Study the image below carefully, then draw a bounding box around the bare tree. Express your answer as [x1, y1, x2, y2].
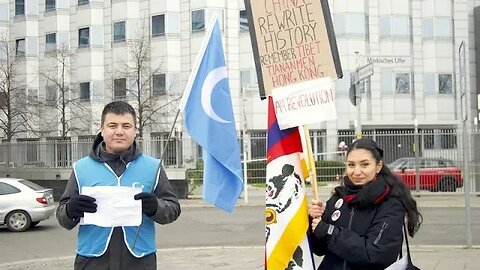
[109, 22, 180, 138]
[38, 44, 89, 138]
[0, 34, 36, 141]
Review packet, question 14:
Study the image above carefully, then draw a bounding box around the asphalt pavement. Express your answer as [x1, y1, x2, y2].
[1, 189, 479, 270]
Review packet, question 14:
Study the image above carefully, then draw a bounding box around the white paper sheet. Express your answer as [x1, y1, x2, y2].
[81, 186, 142, 227]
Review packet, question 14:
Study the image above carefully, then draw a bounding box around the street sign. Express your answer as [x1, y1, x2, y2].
[356, 63, 373, 83]
[361, 55, 411, 67]
[349, 84, 362, 106]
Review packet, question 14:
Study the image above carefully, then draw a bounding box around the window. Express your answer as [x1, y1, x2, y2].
[424, 73, 453, 94]
[438, 74, 453, 94]
[113, 21, 126, 42]
[436, 18, 451, 38]
[16, 39, 25, 57]
[0, 182, 21, 195]
[250, 131, 266, 159]
[349, 14, 366, 34]
[380, 16, 410, 37]
[333, 13, 366, 35]
[46, 86, 57, 106]
[240, 69, 258, 90]
[192, 10, 205, 32]
[0, 4, 8, 21]
[45, 33, 56, 51]
[422, 19, 433, 39]
[152, 74, 166, 95]
[424, 73, 435, 93]
[79, 82, 90, 101]
[114, 78, 127, 99]
[78, 0, 89, 6]
[395, 73, 410, 94]
[152, 14, 165, 36]
[423, 18, 451, 40]
[45, 0, 55, 11]
[333, 14, 345, 35]
[15, 0, 24, 16]
[78, 27, 89, 47]
[240, 10, 249, 31]
[423, 129, 456, 149]
[381, 71, 393, 93]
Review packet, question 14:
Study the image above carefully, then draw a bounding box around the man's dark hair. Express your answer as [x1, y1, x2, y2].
[101, 101, 137, 126]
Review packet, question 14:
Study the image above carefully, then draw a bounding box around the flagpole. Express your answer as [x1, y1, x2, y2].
[132, 108, 181, 251]
[299, 125, 319, 201]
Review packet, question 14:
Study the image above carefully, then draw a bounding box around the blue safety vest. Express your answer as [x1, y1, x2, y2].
[73, 154, 159, 257]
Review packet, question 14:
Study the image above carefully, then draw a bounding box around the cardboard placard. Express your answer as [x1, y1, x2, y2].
[244, 0, 343, 99]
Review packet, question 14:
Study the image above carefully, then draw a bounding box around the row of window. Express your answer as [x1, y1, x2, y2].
[5, 70, 452, 108]
[15, 0, 88, 15]
[323, 13, 453, 40]
[10, 10, 452, 52]
[337, 72, 453, 95]
[13, 10, 220, 53]
[43, 74, 169, 105]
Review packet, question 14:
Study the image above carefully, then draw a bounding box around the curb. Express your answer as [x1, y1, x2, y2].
[1, 245, 478, 269]
[0, 246, 263, 269]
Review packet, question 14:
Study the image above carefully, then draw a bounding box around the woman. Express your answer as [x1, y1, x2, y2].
[308, 138, 422, 270]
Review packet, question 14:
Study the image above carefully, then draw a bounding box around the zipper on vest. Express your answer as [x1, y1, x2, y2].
[343, 207, 355, 270]
[373, 222, 389, 246]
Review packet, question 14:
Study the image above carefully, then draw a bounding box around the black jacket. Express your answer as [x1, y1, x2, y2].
[310, 187, 404, 270]
[56, 133, 181, 270]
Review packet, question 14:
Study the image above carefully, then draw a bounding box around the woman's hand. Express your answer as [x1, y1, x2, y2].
[308, 199, 325, 219]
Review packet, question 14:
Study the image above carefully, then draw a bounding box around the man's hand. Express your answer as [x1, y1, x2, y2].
[134, 192, 158, 217]
[308, 199, 325, 219]
[66, 195, 97, 219]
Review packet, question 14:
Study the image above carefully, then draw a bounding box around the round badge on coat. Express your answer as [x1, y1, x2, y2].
[331, 210, 341, 221]
[334, 198, 344, 209]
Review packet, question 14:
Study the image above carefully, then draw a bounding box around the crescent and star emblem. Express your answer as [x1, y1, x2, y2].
[200, 66, 231, 123]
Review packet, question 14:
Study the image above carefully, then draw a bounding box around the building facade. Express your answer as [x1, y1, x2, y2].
[0, 0, 478, 164]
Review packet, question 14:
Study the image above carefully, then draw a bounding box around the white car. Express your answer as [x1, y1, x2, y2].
[0, 178, 56, 232]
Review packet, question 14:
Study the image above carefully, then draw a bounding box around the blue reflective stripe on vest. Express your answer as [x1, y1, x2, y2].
[74, 155, 159, 257]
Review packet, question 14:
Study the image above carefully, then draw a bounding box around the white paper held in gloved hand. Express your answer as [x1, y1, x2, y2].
[81, 186, 143, 227]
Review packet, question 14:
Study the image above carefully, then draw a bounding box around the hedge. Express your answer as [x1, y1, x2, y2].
[186, 160, 345, 184]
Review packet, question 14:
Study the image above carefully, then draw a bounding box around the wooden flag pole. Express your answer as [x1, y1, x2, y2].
[299, 125, 319, 201]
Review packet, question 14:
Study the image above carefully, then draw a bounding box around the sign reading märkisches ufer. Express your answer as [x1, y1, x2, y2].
[244, 0, 342, 99]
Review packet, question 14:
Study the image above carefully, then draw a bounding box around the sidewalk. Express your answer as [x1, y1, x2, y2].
[182, 187, 480, 209]
[1, 246, 479, 270]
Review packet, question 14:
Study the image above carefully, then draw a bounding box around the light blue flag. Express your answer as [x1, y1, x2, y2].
[180, 18, 243, 212]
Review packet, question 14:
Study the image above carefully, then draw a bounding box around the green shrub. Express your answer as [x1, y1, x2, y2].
[185, 159, 344, 185]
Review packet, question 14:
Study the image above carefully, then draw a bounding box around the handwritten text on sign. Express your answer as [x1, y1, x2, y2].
[251, 0, 338, 96]
[272, 78, 337, 130]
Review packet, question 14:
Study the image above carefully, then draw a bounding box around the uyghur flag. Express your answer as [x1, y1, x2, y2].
[265, 97, 315, 269]
[179, 16, 243, 212]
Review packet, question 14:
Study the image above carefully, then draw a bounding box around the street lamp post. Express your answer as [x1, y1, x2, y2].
[354, 51, 362, 139]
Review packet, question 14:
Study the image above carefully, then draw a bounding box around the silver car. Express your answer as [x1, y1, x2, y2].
[0, 178, 56, 232]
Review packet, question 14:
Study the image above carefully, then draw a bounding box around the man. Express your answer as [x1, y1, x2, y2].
[56, 101, 181, 270]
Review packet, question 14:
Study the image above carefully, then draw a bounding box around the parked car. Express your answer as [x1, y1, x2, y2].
[0, 178, 55, 232]
[388, 157, 463, 192]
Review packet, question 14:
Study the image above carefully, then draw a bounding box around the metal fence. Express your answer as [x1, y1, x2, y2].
[1, 128, 479, 195]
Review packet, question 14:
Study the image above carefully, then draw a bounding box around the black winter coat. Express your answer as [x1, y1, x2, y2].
[310, 191, 405, 270]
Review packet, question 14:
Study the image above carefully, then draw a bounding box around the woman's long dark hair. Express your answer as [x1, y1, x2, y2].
[347, 138, 423, 236]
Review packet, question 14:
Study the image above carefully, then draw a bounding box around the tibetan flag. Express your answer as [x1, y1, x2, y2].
[179, 16, 243, 212]
[265, 97, 315, 269]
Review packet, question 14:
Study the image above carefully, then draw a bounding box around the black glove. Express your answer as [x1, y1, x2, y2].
[66, 195, 97, 219]
[314, 220, 335, 240]
[134, 192, 158, 217]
